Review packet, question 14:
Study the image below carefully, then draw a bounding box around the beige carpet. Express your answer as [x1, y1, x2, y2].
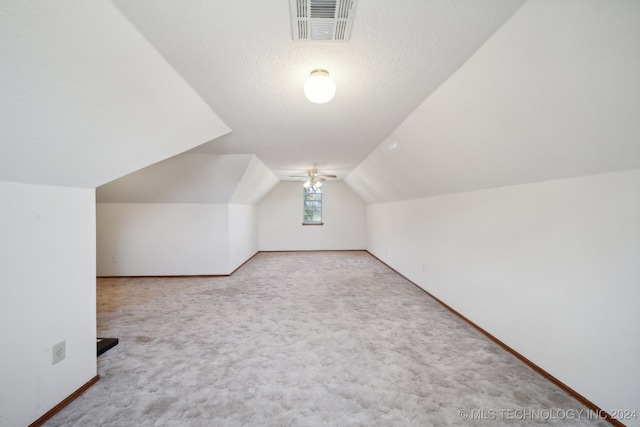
[46, 251, 607, 426]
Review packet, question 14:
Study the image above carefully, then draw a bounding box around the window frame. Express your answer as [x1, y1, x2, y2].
[302, 186, 323, 225]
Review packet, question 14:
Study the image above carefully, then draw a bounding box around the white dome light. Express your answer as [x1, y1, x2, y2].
[304, 69, 336, 104]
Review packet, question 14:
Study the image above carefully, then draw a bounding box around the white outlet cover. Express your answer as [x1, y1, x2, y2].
[52, 340, 66, 365]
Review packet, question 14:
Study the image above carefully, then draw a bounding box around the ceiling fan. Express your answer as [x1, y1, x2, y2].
[289, 168, 337, 189]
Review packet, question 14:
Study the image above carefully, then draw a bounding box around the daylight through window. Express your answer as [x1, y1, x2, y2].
[303, 186, 323, 224]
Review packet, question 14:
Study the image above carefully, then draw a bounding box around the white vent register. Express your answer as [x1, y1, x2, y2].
[290, 0, 358, 42]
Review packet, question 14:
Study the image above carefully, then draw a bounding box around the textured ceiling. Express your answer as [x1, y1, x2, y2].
[111, 0, 526, 180]
[7, 1, 634, 203]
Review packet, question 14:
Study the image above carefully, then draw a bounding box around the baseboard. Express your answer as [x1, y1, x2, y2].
[97, 250, 368, 279]
[228, 251, 260, 275]
[258, 249, 367, 253]
[97, 274, 229, 278]
[97, 252, 263, 279]
[365, 251, 624, 427]
[28, 375, 100, 427]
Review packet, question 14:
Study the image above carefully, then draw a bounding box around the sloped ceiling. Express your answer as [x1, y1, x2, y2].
[97, 154, 277, 204]
[346, 0, 640, 204]
[0, 1, 230, 188]
[230, 156, 280, 205]
[3, 1, 637, 203]
[110, 0, 526, 180]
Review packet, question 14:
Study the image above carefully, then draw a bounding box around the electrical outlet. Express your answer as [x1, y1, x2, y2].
[52, 341, 66, 365]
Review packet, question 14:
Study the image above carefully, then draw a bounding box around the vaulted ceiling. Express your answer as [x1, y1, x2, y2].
[2, 1, 639, 204]
[0, 1, 230, 188]
[111, 0, 525, 180]
[347, 0, 640, 203]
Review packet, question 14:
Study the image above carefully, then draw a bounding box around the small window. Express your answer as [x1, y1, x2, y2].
[303, 186, 323, 225]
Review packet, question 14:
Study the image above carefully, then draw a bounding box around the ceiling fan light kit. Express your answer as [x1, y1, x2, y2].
[304, 69, 336, 103]
[291, 168, 336, 189]
[304, 179, 322, 190]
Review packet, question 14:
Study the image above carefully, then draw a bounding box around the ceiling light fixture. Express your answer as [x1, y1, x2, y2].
[304, 178, 323, 190]
[302, 168, 325, 190]
[304, 69, 336, 104]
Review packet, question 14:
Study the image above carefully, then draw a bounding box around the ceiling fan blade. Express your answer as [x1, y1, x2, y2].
[288, 170, 336, 179]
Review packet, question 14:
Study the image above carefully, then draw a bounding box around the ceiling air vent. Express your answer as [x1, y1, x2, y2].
[290, 0, 358, 42]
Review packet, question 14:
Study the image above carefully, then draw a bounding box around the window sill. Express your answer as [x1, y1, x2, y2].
[302, 223, 324, 226]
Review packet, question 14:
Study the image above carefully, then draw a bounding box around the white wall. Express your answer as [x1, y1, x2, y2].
[367, 169, 640, 422]
[259, 181, 366, 251]
[228, 204, 259, 272]
[346, 1, 640, 417]
[0, 181, 96, 427]
[97, 203, 229, 276]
